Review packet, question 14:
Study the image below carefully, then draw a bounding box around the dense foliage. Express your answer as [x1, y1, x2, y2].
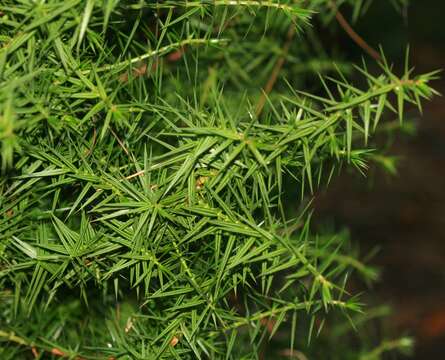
[0, 1, 437, 359]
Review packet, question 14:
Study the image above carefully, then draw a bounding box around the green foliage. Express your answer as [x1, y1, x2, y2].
[0, 0, 438, 359]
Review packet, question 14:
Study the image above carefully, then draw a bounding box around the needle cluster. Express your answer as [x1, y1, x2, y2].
[0, 1, 437, 359]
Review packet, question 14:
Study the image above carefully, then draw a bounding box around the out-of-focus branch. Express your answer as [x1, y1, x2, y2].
[0, 330, 86, 359]
[256, 25, 296, 117]
[329, 1, 382, 62]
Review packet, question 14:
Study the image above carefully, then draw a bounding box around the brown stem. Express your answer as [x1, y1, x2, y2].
[110, 127, 129, 156]
[329, 1, 382, 62]
[256, 25, 296, 117]
[85, 127, 97, 157]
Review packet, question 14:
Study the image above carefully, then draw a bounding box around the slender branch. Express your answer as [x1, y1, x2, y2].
[85, 127, 97, 157]
[110, 127, 129, 156]
[0, 330, 28, 346]
[152, 1, 305, 14]
[329, 1, 381, 61]
[226, 299, 349, 330]
[256, 25, 296, 116]
[0, 330, 86, 359]
[82, 38, 227, 75]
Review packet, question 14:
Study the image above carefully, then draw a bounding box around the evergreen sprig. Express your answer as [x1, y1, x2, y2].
[0, 1, 438, 359]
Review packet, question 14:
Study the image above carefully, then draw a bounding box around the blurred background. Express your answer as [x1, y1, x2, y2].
[314, 0, 445, 358]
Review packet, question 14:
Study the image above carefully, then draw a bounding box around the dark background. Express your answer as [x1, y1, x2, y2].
[314, 1, 445, 358]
